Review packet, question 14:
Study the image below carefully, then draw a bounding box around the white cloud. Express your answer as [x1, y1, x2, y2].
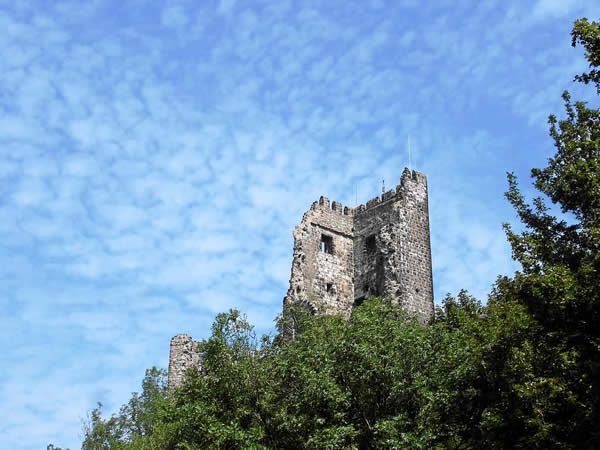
[12, 177, 52, 206]
[62, 154, 98, 176]
[532, 0, 581, 18]
[0, 115, 30, 139]
[161, 4, 189, 28]
[218, 0, 237, 16]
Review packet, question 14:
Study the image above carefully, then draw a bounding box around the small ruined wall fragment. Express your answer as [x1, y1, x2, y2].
[168, 334, 201, 391]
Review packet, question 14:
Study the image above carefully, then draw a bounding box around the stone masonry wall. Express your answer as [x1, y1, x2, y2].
[283, 196, 355, 318]
[396, 169, 434, 321]
[168, 334, 201, 391]
[353, 168, 433, 322]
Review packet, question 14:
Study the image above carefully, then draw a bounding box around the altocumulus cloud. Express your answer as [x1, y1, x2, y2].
[0, 0, 596, 448]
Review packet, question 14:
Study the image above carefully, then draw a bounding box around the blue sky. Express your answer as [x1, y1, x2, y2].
[0, 0, 597, 448]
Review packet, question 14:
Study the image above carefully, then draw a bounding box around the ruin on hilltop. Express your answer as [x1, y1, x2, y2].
[168, 168, 434, 389]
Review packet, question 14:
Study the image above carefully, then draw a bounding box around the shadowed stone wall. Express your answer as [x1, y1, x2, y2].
[353, 169, 433, 322]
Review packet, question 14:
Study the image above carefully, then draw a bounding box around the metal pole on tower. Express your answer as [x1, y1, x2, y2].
[408, 135, 412, 172]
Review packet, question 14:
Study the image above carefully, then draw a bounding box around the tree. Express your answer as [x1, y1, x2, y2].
[573, 18, 600, 93]
[81, 367, 168, 449]
[501, 17, 600, 447]
[158, 310, 274, 449]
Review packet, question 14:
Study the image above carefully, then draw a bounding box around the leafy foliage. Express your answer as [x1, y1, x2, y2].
[82, 298, 547, 449]
[81, 367, 169, 449]
[81, 18, 600, 449]
[501, 16, 600, 447]
[573, 18, 600, 93]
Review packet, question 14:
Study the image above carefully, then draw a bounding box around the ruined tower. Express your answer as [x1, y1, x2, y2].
[168, 168, 433, 388]
[283, 168, 433, 322]
[168, 334, 201, 391]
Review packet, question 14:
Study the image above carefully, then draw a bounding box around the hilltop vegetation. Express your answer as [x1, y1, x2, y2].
[76, 18, 600, 449]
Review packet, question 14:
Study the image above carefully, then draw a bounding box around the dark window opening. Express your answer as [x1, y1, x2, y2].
[364, 283, 380, 297]
[321, 235, 334, 254]
[326, 283, 333, 293]
[296, 286, 301, 293]
[365, 235, 376, 254]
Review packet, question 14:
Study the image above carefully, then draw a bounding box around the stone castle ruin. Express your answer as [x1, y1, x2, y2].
[283, 168, 433, 322]
[168, 168, 434, 389]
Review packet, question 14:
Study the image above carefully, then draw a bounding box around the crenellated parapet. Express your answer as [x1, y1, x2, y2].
[353, 169, 428, 215]
[309, 196, 354, 217]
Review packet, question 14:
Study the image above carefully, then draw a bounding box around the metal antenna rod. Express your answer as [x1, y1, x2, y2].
[408, 135, 412, 172]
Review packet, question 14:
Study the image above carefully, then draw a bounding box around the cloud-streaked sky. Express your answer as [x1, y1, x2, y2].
[0, 0, 597, 448]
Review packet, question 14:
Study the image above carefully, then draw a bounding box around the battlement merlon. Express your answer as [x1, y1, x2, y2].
[398, 168, 428, 203]
[401, 167, 428, 186]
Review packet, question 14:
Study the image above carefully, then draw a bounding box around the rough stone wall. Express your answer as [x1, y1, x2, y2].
[283, 196, 355, 318]
[396, 169, 434, 322]
[168, 334, 201, 391]
[353, 168, 433, 322]
[353, 195, 402, 305]
[284, 168, 433, 323]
